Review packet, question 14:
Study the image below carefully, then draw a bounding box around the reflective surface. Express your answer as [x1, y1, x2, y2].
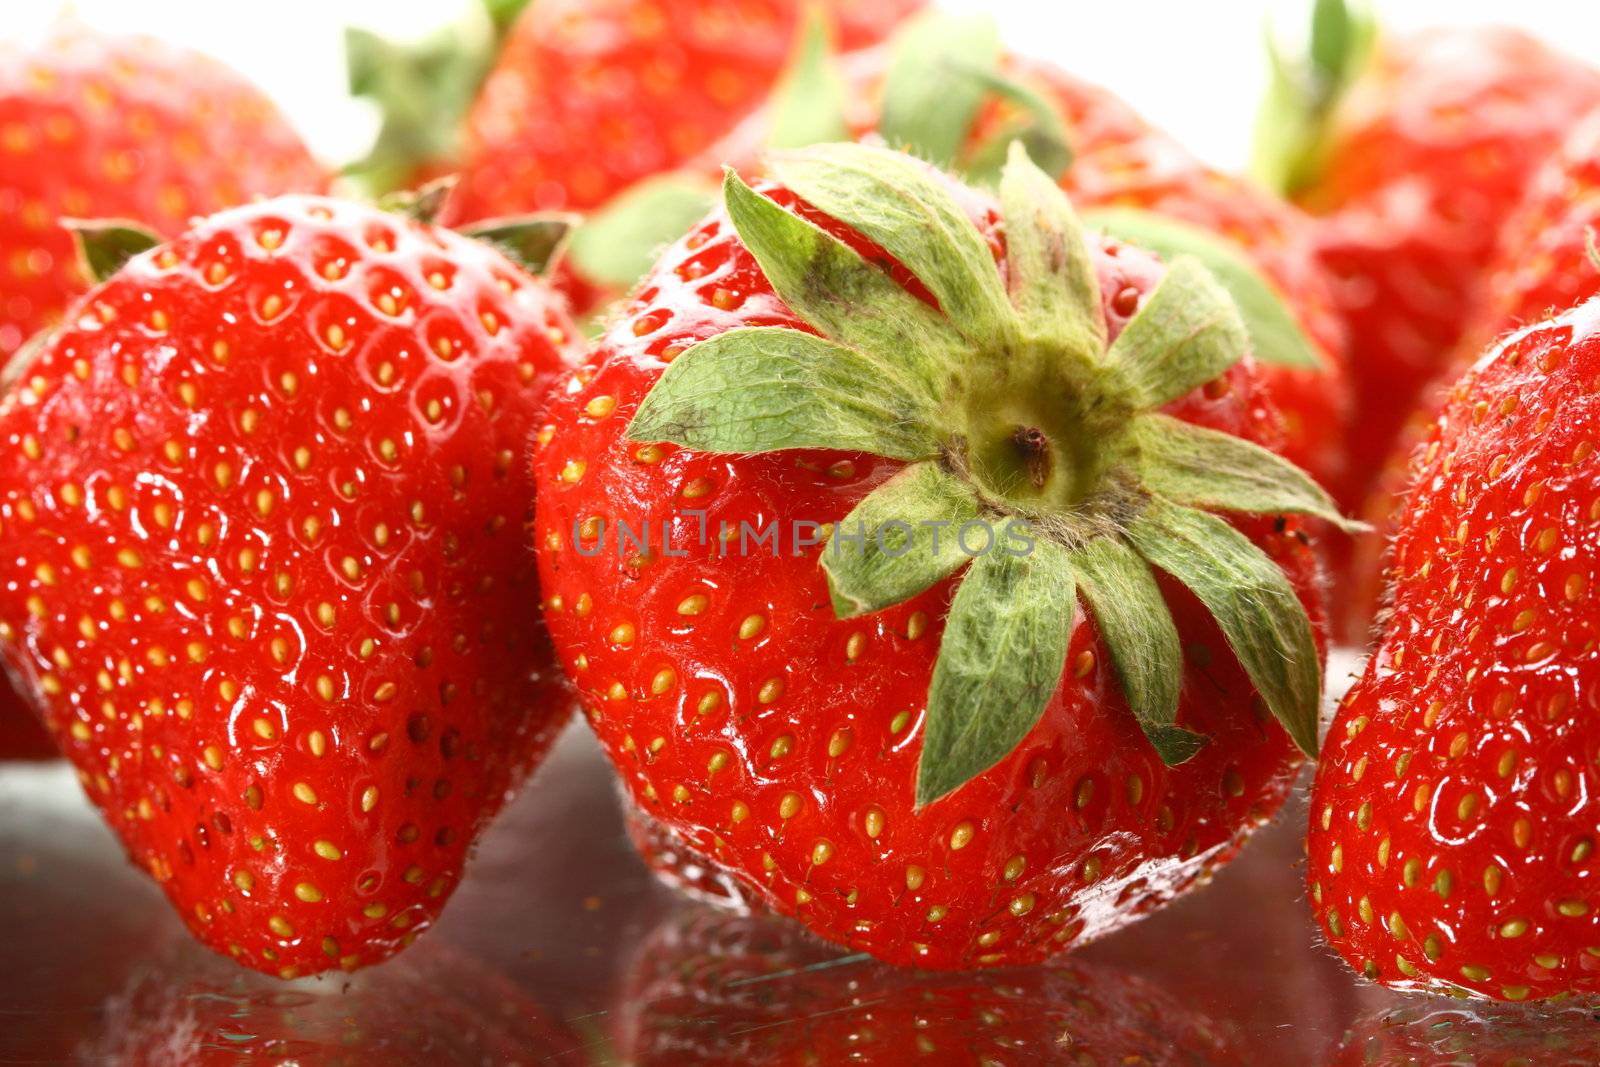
[4, 719, 1600, 1065]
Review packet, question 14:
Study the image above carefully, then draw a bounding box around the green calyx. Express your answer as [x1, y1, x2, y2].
[628, 141, 1352, 806]
[66, 219, 162, 284]
[343, 0, 534, 196]
[1251, 0, 1377, 196]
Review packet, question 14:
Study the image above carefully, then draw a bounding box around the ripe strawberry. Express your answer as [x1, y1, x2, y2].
[534, 142, 1348, 968]
[616, 906, 1246, 1065]
[1330, 1000, 1600, 1067]
[445, 0, 923, 225]
[0, 29, 325, 360]
[0, 195, 581, 978]
[693, 16, 1353, 494]
[1256, 9, 1600, 505]
[1309, 296, 1600, 1001]
[1339, 109, 1600, 646]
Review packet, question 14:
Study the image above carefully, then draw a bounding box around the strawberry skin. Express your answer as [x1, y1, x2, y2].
[0, 196, 580, 978]
[1290, 26, 1600, 505]
[0, 29, 325, 360]
[617, 907, 1246, 1065]
[446, 0, 922, 224]
[1310, 298, 1600, 1001]
[533, 161, 1327, 969]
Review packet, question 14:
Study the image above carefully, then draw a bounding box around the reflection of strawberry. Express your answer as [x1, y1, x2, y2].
[1310, 298, 1600, 1001]
[0, 196, 580, 977]
[617, 906, 1246, 1066]
[1257, 14, 1600, 506]
[1329, 1001, 1600, 1067]
[536, 143, 1342, 969]
[82, 940, 574, 1066]
[447, 0, 923, 223]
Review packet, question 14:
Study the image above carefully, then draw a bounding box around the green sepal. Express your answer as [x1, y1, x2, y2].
[959, 70, 1074, 186]
[1083, 207, 1323, 371]
[65, 219, 162, 284]
[1586, 227, 1600, 272]
[378, 176, 458, 225]
[1127, 413, 1366, 531]
[822, 462, 980, 618]
[1250, 0, 1376, 196]
[722, 167, 963, 376]
[878, 12, 1002, 168]
[998, 143, 1103, 355]
[564, 175, 716, 289]
[343, 3, 524, 196]
[1070, 537, 1204, 765]
[1126, 498, 1321, 757]
[458, 215, 576, 277]
[917, 526, 1074, 807]
[627, 326, 943, 459]
[1103, 255, 1250, 410]
[767, 8, 850, 150]
[768, 143, 1018, 347]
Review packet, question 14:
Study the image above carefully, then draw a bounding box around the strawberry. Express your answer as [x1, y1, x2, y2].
[0, 28, 325, 361]
[616, 906, 1246, 1065]
[1339, 109, 1600, 646]
[1330, 1000, 1600, 1067]
[0, 30, 326, 758]
[1309, 296, 1600, 1001]
[443, 0, 923, 225]
[1255, 6, 1600, 506]
[0, 195, 581, 978]
[534, 142, 1349, 969]
[691, 14, 1353, 494]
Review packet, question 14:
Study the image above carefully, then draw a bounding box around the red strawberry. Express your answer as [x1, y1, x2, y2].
[616, 906, 1246, 1065]
[1340, 109, 1600, 646]
[534, 142, 1348, 969]
[0, 195, 581, 977]
[0, 30, 326, 757]
[1329, 1000, 1600, 1067]
[693, 16, 1353, 495]
[0, 28, 325, 360]
[1309, 296, 1600, 1001]
[1256, 10, 1600, 506]
[445, 0, 923, 225]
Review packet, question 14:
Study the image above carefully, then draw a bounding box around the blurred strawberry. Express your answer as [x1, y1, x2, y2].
[1254, 3, 1600, 507]
[0, 195, 580, 977]
[616, 906, 1246, 1066]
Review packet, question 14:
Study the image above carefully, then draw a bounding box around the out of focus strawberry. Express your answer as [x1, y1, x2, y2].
[1254, 2, 1600, 507]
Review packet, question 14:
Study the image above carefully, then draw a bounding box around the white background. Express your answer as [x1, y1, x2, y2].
[6, 2, 1600, 172]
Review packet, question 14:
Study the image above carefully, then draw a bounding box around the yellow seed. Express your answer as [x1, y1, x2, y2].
[778, 793, 802, 819]
[295, 882, 323, 903]
[314, 840, 342, 861]
[268, 915, 295, 938]
[677, 594, 708, 616]
[863, 808, 885, 838]
[1500, 918, 1529, 938]
[293, 782, 318, 806]
[949, 822, 974, 850]
[1559, 899, 1591, 917]
[738, 614, 766, 640]
[811, 840, 833, 865]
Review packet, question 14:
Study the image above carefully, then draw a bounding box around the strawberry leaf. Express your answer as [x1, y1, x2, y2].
[65, 219, 162, 284]
[878, 13, 1002, 168]
[767, 7, 850, 150]
[628, 326, 943, 459]
[1103, 256, 1250, 410]
[998, 144, 1104, 355]
[722, 168, 964, 374]
[822, 462, 981, 618]
[1070, 537, 1205, 765]
[1126, 498, 1321, 756]
[768, 143, 1018, 347]
[1128, 413, 1366, 531]
[460, 214, 576, 276]
[918, 527, 1074, 807]
[1083, 207, 1323, 370]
